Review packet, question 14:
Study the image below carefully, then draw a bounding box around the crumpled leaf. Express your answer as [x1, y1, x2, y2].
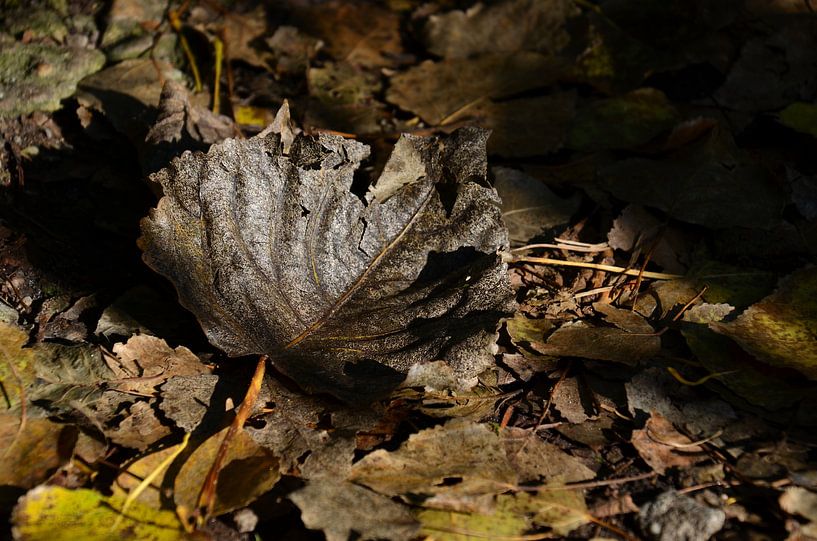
[140, 127, 514, 402]
[423, 0, 578, 59]
[109, 334, 209, 395]
[350, 419, 517, 499]
[631, 411, 707, 474]
[11, 486, 192, 541]
[780, 487, 817, 536]
[386, 54, 570, 126]
[493, 167, 580, 244]
[598, 126, 785, 229]
[290, 480, 419, 541]
[0, 35, 105, 118]
[711, 267, 817, 380]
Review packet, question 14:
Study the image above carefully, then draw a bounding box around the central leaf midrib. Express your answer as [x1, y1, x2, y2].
[284, 181, 435, 350]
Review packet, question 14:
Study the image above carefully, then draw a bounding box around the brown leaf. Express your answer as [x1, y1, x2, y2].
[386, 54, 570, 126]
[631, 412, 707, 475]
[290, 480, 419, 541]
[140, 128, 515, 402]
[423, 0, 578, 59]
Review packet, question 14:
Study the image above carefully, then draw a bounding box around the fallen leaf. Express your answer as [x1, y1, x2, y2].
[416, 495, 530, 541]
[173, 427, 280, 516]
[631, 411, 707, 475]
[713, 19, 817, 113]
[265, 26, 321, 76]
[598, 126, 785, 229]
[0, 414, 75, 489]
[350, 419, 517, 499]
[11, 486, 192, 541]
[386, 54, 569, 126]
[290, 480, 419, 541]
[607, 204, 687, 274]
[493, 167, 580, 244]
[109, 334, 209, 395]
[779, 102, 817, 138]
[502, 427, 595, 484]
[140, 128, 515, 402]
[458, 94, 577, 157]
[289, 1, 402, 69]
[711, 267, 817, 380]
[780, 487, 817, 528]
[533, 320, 659, 365]
[568, 88, 679, 151]
[551, 377, 593, 424]
[423, 0, 578, 59]
[105, 400, 171, 451]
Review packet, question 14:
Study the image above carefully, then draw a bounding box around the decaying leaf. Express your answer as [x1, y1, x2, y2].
[109, 334, 209, 395]
[502, 427, 595, 484]
[598, 127, 785, 230]
[11, 486, 192, 541]
[386, 54, 569, 126]
[349, 419, 517, 499]
[493, 167, 580, 244]
[711, 267, 817, 380]
[568, 88, 679, 151]
[779, 487, 817, 537]
[631, 411, 707, 475]
[290, 480, 419, 541]
[0, 414, 75, 489]
[140, 127, 515, 402]
[423, 0, 578, 59]
[532, 309, 659, 365]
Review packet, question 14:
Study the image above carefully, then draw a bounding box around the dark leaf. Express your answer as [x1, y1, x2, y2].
[140, 128, 514, 402]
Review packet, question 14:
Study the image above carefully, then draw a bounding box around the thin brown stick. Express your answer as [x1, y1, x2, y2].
[195, 355, 267, 521]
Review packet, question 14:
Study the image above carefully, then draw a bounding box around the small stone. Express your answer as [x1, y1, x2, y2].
[638, 490, 725, 541]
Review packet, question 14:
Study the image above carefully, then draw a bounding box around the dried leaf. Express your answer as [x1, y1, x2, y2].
[386, 54, 569, 126]
[173, 427, 280, 516]
[598, 126, 785, 229]
[502, 427, 595, 484]
[533, 320, 659, 365]
[290, 481, 419, 541]
[423, 0, 578, 59]
[493, 167, 580, 244]
[289, 1, 402, 69]
[12, 486, 192, 541]
[350, 419, 517, 498]
[110, 334, 209, 395]
[631, 412, 706, 474]
[140, 128, 514, 402]
[568, 88, 679, 151]
[712, 267, 817, 380]
[0, 414, 75, 489]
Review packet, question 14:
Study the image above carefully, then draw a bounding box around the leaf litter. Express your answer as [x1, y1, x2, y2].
[2, 0, 817, 540]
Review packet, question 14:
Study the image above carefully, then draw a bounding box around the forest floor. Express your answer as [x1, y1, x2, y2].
[1, 1, 817, 540]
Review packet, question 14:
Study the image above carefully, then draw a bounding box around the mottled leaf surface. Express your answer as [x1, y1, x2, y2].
[140, 128, 514, 401]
